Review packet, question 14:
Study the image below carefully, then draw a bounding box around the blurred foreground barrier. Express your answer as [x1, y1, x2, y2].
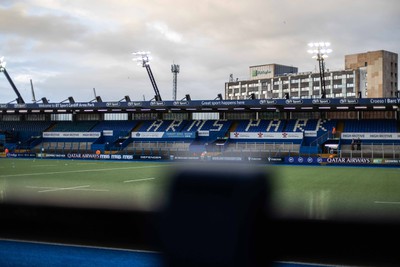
[0, 163, 399, 267]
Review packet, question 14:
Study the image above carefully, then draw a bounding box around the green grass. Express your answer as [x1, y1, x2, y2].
[1, 158, 400, 221]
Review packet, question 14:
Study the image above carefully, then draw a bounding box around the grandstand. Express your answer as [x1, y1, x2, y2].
[1, 96, 400, 267]
[1, 107, 399, 163]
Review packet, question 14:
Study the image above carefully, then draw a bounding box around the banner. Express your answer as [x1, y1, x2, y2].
[341, 132, 400, 140]
[103, 130, 113, 136]
[131, 131, 196, 139]
[132, 132, 164, 138]
[230, 132, 303, 139]
[43, 132, 101, 138]
[6, 153, 36, 158]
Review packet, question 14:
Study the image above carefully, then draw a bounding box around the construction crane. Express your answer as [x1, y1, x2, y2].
[0, 57, 25, 104]
[132, 51, 162, 101]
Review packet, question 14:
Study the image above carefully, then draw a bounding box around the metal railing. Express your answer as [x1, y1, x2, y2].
[339, 142, 400, 159]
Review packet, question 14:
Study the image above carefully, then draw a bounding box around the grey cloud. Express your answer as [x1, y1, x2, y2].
[0, 0, 399, 103]
[0, 5, 87, 43]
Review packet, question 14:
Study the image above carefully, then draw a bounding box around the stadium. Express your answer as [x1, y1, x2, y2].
[0, 49, 400, 267]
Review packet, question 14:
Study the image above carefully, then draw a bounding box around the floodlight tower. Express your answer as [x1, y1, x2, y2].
[0, 57, 25, 104]
[171, 64, 180, 101]
[132, 51, 162, 101]
[307, 42, 332, 98]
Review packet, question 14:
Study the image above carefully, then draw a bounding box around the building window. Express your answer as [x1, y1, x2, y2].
[347, 92, 356, 97]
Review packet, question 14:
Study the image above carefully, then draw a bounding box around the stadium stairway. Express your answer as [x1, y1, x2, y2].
[227, 121, 239, 134]
[336, 120, 344, 134]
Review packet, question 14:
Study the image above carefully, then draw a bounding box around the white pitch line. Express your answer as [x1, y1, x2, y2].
[26, 185, 109, 193]
[32, 164, 57, 167]
[0, 165, 164, 178]
[374, 201, 400, 205]
[38, 185, 90, 193]
[123, 177, 155, 183]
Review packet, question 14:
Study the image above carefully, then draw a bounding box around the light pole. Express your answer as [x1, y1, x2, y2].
[307, 42, 332, 98]
[171, 64, 180, 101]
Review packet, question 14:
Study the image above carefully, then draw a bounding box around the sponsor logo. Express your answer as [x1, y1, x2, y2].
[140, 155, 162, 160]
[259, 99, 277, 105]
[248, 157, 263, 161]
[285, 99, 303, 104]
[339, 98, 358, 104]
[326, 157, 371, 164]
[267, 157, 283, 163]
[149, 101, 165, 106]
[173, 101, 189, 106]
[312, 99, 331, 104]
[127, 102, 143, 107]
[67, 153, 100, 159]
[252, 69, 272, 77]
[106, 102, 121, 107]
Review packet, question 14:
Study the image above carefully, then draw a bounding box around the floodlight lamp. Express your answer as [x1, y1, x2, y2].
[0, 57, 6, 70]
[133, 51, 152, 68]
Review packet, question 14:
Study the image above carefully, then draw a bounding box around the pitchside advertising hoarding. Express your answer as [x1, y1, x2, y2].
[5, 152, 400, 166]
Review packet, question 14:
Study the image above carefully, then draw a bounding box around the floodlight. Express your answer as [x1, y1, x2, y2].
[0, 57, 6, 70]
[132, 50, 162, 101]
[307, 42, 333, 99]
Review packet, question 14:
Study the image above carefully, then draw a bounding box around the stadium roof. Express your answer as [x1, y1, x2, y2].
[0, 97, 399, 114]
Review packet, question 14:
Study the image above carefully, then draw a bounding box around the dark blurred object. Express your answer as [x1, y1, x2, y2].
[0, 163, 400, 267]
[159, 163, 271, 267]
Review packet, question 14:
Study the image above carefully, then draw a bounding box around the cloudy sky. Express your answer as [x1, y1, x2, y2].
[0, 0, 399, 103]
